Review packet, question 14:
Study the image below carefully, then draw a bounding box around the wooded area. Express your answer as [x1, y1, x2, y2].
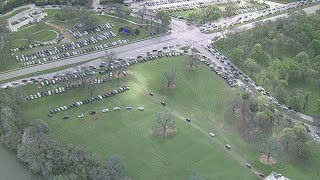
[228, 92, 320, 172]
[216, 11, 320, 116]
[0, 89, 129, 179]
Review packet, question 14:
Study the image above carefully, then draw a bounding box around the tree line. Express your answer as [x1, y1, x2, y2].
[0, 88, 129, 180]
[228, 92, 320, 167]
[0, 0, 92, 14]
[218, 11, 320, 115]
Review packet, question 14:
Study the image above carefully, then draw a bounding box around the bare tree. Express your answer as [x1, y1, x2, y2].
[101, 50, 117, 68]
[187, 54, 199, 69]
[152, 112, 175, 138]
[86, 76, 97, 98]
[138, 6, 148, 24]
[73, 65, 90, 87]
[162, 68, 177, 88]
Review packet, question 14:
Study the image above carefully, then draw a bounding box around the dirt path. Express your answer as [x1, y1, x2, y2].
[45, 22, 73, 42]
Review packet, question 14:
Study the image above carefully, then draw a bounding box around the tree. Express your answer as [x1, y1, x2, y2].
[0, 107, 27, 150]
[101, 50, 117, 68]
[259, 136, 278, 164]
[135, 28, 140, 35]
[105, 155, 126, 180]
[138, 6, 147, 23]
[152, 112, 175, 138]
[86, 77, 97, 98]
[162, 68, 177, 88]
[187, 54, 199, 69]
[187, 11, 200, 23]
[123, 7, 131, 19]
[156, 11, 171, 32]
[17, 120, 64, 178]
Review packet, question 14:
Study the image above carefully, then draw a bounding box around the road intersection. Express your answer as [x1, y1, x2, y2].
[1, 1, 320, 136]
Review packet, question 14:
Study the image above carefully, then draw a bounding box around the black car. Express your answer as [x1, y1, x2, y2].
[149, 92, 154, 96]
[186, 118, 191, 123]
[161, 101, 166, 106]
[63, 116, 69, 119]
[89, 111, 96, 115]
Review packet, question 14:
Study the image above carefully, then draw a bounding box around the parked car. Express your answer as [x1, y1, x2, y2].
[209, 133, 215, 137]
[225, 144, 231, 149]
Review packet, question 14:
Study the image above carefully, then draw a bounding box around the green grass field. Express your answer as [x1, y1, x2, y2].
[20, 56, 257, 180]
[27, 30, 58, 42]
[171, 9, 200, 18]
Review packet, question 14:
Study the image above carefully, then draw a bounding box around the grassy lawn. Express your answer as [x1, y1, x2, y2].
[171, 9, 200, 18]
[0, 7, 30, 21]
[27, 30, 58, 42]
[19, 56, 257, 180]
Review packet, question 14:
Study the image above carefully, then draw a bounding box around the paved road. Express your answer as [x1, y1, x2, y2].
[2, 2, 320, 82]
[1, 0, 320, 135]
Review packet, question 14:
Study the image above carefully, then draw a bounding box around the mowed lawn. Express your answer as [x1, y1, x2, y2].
[27, 30, 58, 42]
[21, 56, 256, 180]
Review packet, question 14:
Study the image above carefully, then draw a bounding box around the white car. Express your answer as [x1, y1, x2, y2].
[78, 114, 84, 118]
[102, 109, 109, 113]
[113, 107, 120, 111]
[209, 133, 215, 137]
[138, 107, 144, 111]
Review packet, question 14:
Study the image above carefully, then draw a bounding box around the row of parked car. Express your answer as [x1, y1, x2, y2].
[69, 22, 87, 33]
[11, 36, 64, 52]
[48, 85, 130, 116]
[233, 4, 269, 15]
[15, 31, 117, 62]
[153, 0, 229, 12]
[10, 16, 29, 25]
[200, 1, 310, 33]
[26, 75, 114, 101]
[20, 39, 129, 67]
[63, 106, 145, 120]
[71, 23, 114, 39]
[142, 0, 196, 7]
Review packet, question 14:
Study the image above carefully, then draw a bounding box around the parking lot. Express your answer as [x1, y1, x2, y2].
[199, 1, 311, 33]
[8, 8, 48, 31]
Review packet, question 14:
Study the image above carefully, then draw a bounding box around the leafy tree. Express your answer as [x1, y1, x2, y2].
[135, 28, 140, 35]
[17, 120, 65, 178]
[105, 155, 126, 180]
[187, 12, 200, 23]
[0, 107, 27, 150]
[156, 11, 171, 31]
